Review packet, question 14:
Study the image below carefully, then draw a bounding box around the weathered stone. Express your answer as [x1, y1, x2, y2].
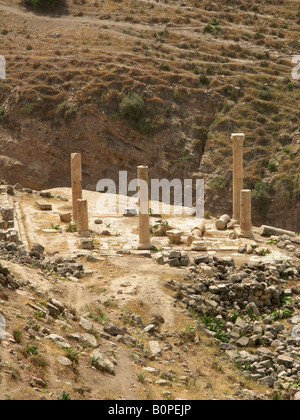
[91, 350, 115, 375]
[36, 200, 52, 211]
[30, 377, 47, 389]
[81, 238, 94, 250]
[82, 333, 97, 348]
[166, 230, 183, 245]
[191, 241, 207, 251]
[277, 355, 294, 369]
[260, 225, 295, 238]
[103, 321, 127, 336]
[168, 250, 181, 259]
[48, 334, 71, 349]
[79, 317, 93, 332]
[31, 243, 45, 254]
[153, 252, 166, 265]
[149, 341, 161, 357]
[60, 212, 72, 223]
[143, 324, 156, 334]
[236, 337, 249, 347]
[57, 356, 72, 367]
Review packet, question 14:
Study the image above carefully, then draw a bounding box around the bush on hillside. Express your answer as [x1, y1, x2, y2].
[119, 92, 145, 122]
[24, 0, 60, 9]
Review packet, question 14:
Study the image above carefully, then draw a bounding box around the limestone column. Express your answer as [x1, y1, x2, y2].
[231, 133, 245, 222]
[71, 153, 82, 222]
[240, 189, 253, 238]
[137, 165, 151, 250]
[77, 199, 89, 236]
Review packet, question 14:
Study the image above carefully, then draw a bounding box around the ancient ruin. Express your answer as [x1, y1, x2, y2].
[71, 153, 83, 223]
[231, 133, 245, 223]
[137, 165, 152, 250]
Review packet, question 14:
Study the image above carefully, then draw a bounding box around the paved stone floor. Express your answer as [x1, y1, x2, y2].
[12, 187, 293, 266]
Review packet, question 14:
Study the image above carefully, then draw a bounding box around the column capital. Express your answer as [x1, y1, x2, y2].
[231, 133, 245, 143]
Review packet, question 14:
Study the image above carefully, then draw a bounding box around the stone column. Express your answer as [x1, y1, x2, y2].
[71, 153, 82, 222]
[231, 133, 245, 222]
[240, 189, 253, 238]
[137, 165, 151, 250]
[77, 199, 89, 236]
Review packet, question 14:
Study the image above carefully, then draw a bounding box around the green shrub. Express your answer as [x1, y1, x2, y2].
[24, 0, 59, 8]
[119, 92, 145, 122]
[119, 92, 154, 135]
[267, 161, 277, 172]
[200, 316, 229, 343]
[252, 181, 270, 219]
[209, 177, 225, 190]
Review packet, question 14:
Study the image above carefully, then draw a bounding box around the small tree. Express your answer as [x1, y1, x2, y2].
[119, 92, 145, 123]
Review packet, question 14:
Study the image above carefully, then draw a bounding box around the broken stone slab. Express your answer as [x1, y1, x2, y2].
[168, 250, 181, 259]
[277, 354, 294, 369]
[26, 303, 48, 316]
[36, 200, 52, 211]
[194, 255, 210, 265]
[0, 230, 6, 241]
[179, 253, 190, 267]
[191, 241, 207, 251]
[0, 207, 14, 221]
[132, 250, 152, 258]
[260, 225, 295, 238]
[42, 229, 62, 234]
[86, 255, 104, 262]
[166, 230, 183, 245]
[81, 238, 94, 250]
[143, 324, 156, 334]
[7, 229, 18, 243]
[59, 212, 72, 223]
[153, 252, 166, 265]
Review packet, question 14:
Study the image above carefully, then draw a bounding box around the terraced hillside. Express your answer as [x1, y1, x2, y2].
[0, 0, 299, 230]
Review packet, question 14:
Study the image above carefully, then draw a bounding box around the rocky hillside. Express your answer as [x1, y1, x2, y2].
[0, 182, 299, 401]
[0, 0, 299, 231]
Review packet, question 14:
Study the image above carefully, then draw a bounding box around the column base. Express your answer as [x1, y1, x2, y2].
[137, 242, 152, 250]
[237, 228, 254, 239]
[78, 231, 91, 238]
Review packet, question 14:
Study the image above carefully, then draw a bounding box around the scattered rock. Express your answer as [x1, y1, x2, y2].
[149, 341, 162, 357]
[91, 350, 115, 375]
